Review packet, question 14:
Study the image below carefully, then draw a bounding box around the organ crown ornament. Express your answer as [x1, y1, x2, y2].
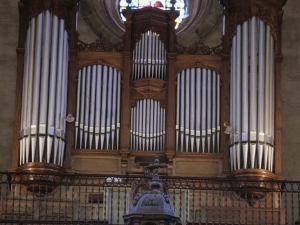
[123, 156, 180, 225]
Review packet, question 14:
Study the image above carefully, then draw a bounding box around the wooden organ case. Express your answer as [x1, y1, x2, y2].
[6, 0, 289, 223]
[70, 6, 227, 176]
[11, 0, 286, 190]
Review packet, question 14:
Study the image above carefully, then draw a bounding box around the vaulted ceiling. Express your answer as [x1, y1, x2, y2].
[79, 0, 223, 45]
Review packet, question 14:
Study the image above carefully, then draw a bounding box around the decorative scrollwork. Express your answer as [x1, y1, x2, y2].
[23, 0, 78, 38]
[77, 35, 124, 52]
[141, 194, 159, 206]
[176, 39, 223, 55]
[228, 5, 278, 40]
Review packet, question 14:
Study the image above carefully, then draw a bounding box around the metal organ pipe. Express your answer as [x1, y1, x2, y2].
[132, 31, 167, 80]
[129, 30, 167, 151]
[130, 100, 165, 151]
[19, 11, 69, 166]
[74, 65, 121, 150]
[229, 16, 275, 172]
[176, 68, 221, 153]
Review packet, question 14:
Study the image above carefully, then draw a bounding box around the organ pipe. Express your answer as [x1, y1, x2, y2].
[229, 17, 275, 172]
[19, 11, 69, 166]
[176, 68, 221, 153]
[130, 100, 165, 151]
[75, 65, 121, 150]
[132, 31, 166, 80]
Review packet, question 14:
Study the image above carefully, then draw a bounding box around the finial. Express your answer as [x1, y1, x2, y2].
[146, 156, 168, 191]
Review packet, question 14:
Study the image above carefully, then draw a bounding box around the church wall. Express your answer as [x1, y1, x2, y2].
[281, 0, 300, 180]
[0, 0, 18, 171]
[0, 0, 299, 179]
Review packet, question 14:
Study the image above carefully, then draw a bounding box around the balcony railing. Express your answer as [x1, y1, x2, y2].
[0, 172, 298, 225]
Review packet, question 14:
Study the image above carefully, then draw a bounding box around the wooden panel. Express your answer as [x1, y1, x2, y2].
[175, 54, 223, 77]
[174, 155, 223, 176]
[71, 150, 121, 173]
[77, 51, 123, 73]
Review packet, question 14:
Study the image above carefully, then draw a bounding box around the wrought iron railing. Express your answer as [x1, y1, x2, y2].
[0, 172, 298, 224]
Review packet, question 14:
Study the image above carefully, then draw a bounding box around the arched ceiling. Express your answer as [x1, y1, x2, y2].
[79, 0, 223, 46]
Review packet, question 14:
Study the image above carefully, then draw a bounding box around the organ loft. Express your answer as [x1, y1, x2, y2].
[6, 0, 288, 223]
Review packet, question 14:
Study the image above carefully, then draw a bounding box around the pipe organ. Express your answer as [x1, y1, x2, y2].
[229, 17, 275, 172]
[176, 68, 221, 153]
[11, 0, 286, 184]
[19, 11, 69, 167]
[75, 65, 121, 150]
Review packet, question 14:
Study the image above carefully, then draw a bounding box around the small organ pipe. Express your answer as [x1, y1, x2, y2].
[84, 66, 91, 149]
[39, 11, 51, 162]
[116, 74, 121, 150]
[111, 69, 118, 150]
[31, 13, 43, 133]
[265, 26, 271, 142]
[155, 34, 159, 78]
[89, 66, 96, 148]
[106, 67, 114, 149]
[235, 25, 241, 146]
[201, 69, 207, 152]
[39, 11, 51, 125]
[179, 72, 185, 151]
[185, 69, 190, 151]
[95, 66, 102, 149]
[212, 71, 216, 152]
[207, 70, 212, 152]
[249, 17, 258, 138]
[190, 69, 195, 152]
[79, 67, 86, 148]
[31, 13, 44, 162]
[216, 75, 220, 152]
[195, 68, 201, 153]
[242, 21, 249, 141]
[231, 36, 236, 144]
[54, 18, 65, 132]
[270, 35, 275, 142]
[176, 73, 180, 151]
[26, 17, 36, 132]
[258, 20, 266, 141]
[48, 15, 59, 131]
